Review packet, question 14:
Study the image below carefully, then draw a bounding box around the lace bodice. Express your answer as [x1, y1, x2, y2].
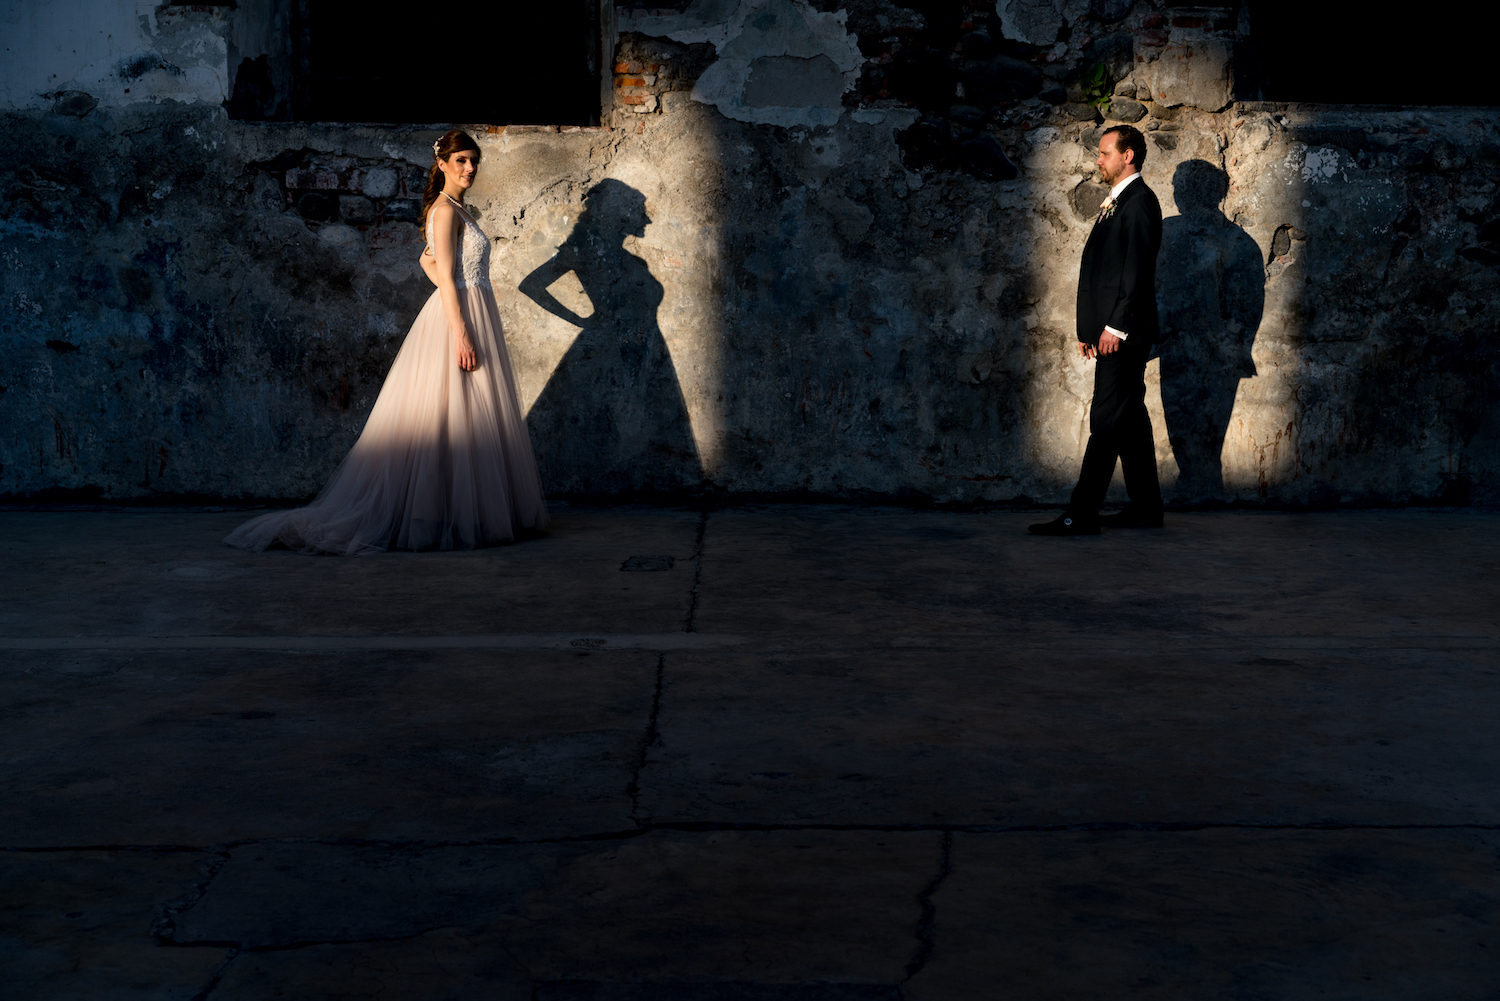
[426, 195, 491, 289]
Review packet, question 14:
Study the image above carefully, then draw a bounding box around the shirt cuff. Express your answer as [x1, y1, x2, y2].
[1104, 325, 1128, 340]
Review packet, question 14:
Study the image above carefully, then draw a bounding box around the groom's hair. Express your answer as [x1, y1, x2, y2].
[1102, 125, 1147, 168]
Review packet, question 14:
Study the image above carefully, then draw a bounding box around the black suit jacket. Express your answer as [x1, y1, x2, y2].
[1076, 175, 1163, 346]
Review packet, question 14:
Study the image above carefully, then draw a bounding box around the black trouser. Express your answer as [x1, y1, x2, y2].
[1068, 338, 1163, 516]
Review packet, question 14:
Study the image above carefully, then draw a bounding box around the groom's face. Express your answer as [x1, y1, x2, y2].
[1096, 135, 1133, 185]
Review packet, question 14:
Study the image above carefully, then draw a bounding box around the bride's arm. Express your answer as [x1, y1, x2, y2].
[429, 201, 477, 371]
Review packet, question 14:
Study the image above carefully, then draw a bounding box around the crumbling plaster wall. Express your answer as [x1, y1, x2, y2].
[1, 0, 1497, 506]
[1, 1, 230, 113]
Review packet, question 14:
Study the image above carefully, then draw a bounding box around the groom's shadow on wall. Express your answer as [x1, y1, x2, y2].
[1157, 159, 1266, 502]
[520, 180, 702, 495]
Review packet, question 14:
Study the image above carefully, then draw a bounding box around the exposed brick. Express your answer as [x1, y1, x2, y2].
[620, 94, 648, 105]
[1171, 15, 1204, 28]
[1140, 12, 1164, 28]
[616, 75, 656, 88]
[285, 168, 339, 191]
[615, 61, 643, 74]
[629, 95, 658, 113]
[1137, 29, 1168, 47]
[618, 86, 656, 98]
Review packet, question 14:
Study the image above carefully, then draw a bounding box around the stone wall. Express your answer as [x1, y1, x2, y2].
[2, 0, 1497, 506]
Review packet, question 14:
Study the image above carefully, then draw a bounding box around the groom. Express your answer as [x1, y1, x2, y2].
[1031, 124, 1164, 536]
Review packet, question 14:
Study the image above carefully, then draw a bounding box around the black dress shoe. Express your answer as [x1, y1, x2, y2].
[1027, 513, 1101, 536]
[1098, 507, 1164, 528]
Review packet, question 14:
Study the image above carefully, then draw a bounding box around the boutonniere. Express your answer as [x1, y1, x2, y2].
[1097, 196, 1116, 223]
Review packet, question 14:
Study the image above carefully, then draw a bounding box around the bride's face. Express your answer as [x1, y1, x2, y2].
[440, 149, 480, 191]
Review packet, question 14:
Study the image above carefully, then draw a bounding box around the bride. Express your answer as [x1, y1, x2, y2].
[226, 129, 548, 554]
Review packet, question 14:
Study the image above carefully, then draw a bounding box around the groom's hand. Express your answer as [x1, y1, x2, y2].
[1098, 330, 1122, 355]
[1078, 341, 1097, 360]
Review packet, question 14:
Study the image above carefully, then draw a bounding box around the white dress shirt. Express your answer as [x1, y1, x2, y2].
[1099, 171, 1142, 341]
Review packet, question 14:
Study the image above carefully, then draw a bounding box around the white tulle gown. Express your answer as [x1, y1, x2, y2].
[226, 195, 548, 554]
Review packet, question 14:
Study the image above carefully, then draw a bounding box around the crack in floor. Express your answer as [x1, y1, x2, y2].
[150, 851, 230, 945]
[8, 819, 1497, 856]
[902, 830, 952, 982]
[682, 505, 710, 633]
[176, 926, 459, 952]
[627, 653, 666, 824]
[190, 947, 239, 1001]
[182, 927, 469, 999]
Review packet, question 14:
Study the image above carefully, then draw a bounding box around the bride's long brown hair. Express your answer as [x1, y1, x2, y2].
[420, 129, 481, 230]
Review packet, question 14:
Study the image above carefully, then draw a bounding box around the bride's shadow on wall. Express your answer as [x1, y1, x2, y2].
[519, 179, 702, 495]
[1157, 159, 1266, 502]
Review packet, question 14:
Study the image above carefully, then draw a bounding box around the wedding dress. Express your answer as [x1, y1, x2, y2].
[226, 194, 548, 554]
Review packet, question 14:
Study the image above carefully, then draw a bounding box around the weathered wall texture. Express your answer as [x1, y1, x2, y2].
[2, 0, 1497, 506]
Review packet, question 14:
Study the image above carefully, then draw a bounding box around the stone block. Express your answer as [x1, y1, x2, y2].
[361, 166, 399, 200]
[1138, 39, 1232, 111]
[659, 91, 694, 114]
[338, 195, 375, 225]
[317, 223, 363, 250]
[629, 96, 659, 113]
[1431, 141, 1468, 172]
[1070, 178, 1109, 221]
[382, 198, 419, 223]
[1398, 143, 1433, 171]
[996, 0, 1090, 47]
[1106, 97, 1146, 123]
[1061, 102, 1100, 123]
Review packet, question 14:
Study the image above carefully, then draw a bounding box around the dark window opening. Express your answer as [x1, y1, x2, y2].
[228, 0, 608, 125]
[1243, 1, 1484, 105]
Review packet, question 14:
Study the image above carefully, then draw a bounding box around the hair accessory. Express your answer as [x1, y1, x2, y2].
[432, 139, 442, 157]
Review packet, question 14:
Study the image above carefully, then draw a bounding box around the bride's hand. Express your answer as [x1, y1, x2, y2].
[456, 331, 477, 371]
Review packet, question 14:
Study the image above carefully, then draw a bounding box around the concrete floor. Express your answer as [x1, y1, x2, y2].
[1, 504, 1497, 1000]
